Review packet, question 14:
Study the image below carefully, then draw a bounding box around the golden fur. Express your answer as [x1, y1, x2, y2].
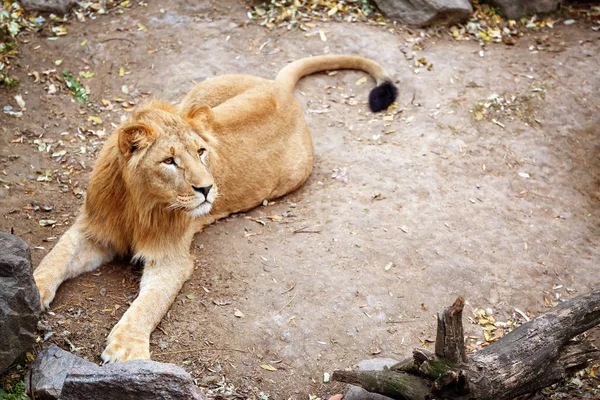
[33, 55, 396, 363]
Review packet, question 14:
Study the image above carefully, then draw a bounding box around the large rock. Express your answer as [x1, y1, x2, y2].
[342, 358, 399, 400]
[0, 232, 40, 374]
[61, 359, 204, 400]
[373, 0, 472, 27]
[26, 345, 205, 400]
[488, 0, 562, 20]
[19, 0, 77, 14]
[26, 345, 96, 400]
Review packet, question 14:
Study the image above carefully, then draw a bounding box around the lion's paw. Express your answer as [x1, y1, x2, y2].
[101, 325, 150, 363]
[34, 277, 56, 311]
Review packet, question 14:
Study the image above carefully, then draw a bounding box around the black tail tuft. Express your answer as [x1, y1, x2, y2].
[368, 81, 398, 112]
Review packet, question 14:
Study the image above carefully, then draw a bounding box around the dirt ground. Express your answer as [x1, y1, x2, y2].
[1, 1, 599, 398]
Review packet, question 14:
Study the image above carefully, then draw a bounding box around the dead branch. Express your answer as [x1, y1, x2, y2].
[333, 289, 600, 400]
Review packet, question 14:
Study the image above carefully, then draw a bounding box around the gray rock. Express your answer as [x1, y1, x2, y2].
[356, 358, 399, 371]
[26, 345, 95, 400]
[344, 384, 395, 400]
[487, 0, 562, 20]
[60, 359, 205, 400]
[342, 358, 400, 400]
[0, 232, 40, 374]
[19, 0, 77, 14]
[373, 0, 472, 27]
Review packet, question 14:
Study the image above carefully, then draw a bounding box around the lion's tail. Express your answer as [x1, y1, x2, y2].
[275, 55, 398, 112]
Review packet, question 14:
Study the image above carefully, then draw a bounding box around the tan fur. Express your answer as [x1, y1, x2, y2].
[34, 55, 393, 363]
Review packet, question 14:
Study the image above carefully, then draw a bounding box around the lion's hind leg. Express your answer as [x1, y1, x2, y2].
[33, 220, 114, 310]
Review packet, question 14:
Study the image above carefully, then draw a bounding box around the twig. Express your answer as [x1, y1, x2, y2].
[386, 319, 418, 324]
[99, 37, 136, 46]
[276, 291, 298, 314]
[529, 191, 560, 201]
[293, 226, 321, 234]
[153, 347, 246, 357]
[280, 283, 295, 294]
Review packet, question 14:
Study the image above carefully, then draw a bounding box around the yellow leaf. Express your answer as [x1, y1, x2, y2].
[260, 364, 277, 371]
[79, 71, 95, 79]
[318, 29, 327, 42]
[355, 76, 367, 86]
[137, 23, 147, 31]
[119, 67, 125, 77]
[89, 116, 103, 124]
[81, 39, 87, 46]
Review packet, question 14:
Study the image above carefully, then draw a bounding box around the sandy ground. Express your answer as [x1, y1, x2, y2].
[1, 1, 599, 398]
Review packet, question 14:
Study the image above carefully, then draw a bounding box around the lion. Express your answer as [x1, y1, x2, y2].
[33, 55, 397, 363]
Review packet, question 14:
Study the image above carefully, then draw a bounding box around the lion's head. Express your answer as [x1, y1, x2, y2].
[116, 101, 217, 217]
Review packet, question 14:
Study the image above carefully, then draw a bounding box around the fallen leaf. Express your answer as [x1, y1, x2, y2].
[15, 95, 25, 109]
[79, 71, 95, 79]
[39, 220, 56, 227]
[319, 29, 327, 42]
[355, 76, 367, 86]
[518, 172, 531, 179]
[260, 364, 277, 371]
[63, 71, 88, 104]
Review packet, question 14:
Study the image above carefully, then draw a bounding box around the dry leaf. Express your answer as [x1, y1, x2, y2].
[260, 364, 277, 371]
[356, 76, 367, 86]
[319, 29, 327, 42]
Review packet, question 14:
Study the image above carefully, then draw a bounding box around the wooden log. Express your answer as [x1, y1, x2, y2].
[330, 370, 431, 400]
[333, 289, 600, 400]
[434, 296, 467, 365]
[467, 289, 600, 399]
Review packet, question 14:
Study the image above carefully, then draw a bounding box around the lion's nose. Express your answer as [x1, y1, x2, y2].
[192, 184, 212, 198]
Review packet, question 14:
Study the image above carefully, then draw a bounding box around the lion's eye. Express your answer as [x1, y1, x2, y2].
[163, 157, 175, 165]
[198, 148, 206, 157]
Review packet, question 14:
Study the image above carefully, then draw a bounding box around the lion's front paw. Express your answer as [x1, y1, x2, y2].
[34, 276, 56, 311]
[101, 324, 150, 363]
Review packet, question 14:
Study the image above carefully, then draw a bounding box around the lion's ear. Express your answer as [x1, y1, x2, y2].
[185, 104, 214, 127]
[117, 122, 157, 158]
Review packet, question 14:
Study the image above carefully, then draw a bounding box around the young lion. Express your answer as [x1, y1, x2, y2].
[33, 55, 397, 363]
